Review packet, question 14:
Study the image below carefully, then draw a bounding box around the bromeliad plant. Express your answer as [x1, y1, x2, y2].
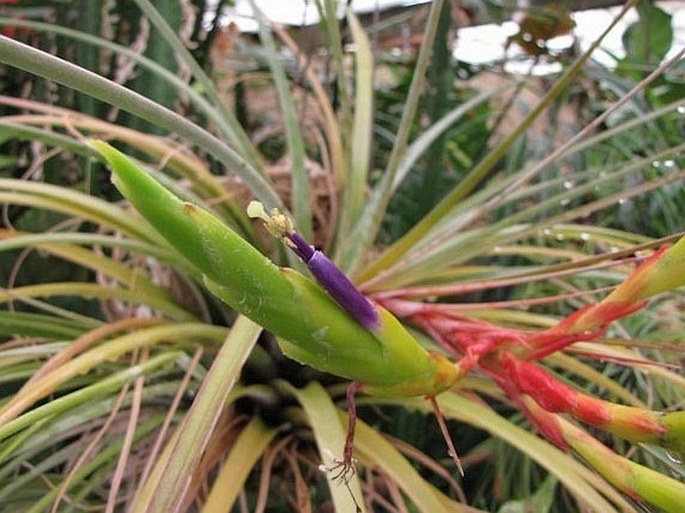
[0, 0, 684, 512]
[94, 138, 685, 512]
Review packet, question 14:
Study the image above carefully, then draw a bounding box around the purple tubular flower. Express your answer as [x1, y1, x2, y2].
[287, 232, 316, 262]
[288, 232, 380, 331]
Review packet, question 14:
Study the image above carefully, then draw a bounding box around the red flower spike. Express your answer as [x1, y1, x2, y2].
[605, 406, 667, 442]
[408, 311, 527, 362]
[490, 370, 569, 449]
[554, 246, 669, 335]
[550, 300, 648, 337]
[526, 328, 606, 360]
[502, 355, 610, 426]
[377, 243, 683, 470]
[502, 355, 667, 441]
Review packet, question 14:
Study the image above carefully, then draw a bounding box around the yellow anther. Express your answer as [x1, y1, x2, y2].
[268, 208, 294, 236]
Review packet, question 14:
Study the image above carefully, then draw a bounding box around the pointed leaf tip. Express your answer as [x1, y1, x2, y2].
[642, 236, 685, 298]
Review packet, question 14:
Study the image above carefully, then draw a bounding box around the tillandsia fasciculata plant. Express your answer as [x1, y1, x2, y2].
[93, 139, 685, 512]
[0, 0, 684, 512]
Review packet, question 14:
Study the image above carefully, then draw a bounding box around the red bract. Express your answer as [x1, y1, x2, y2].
[551, 246, 669, 334]
[502, 355, 666, 439]
[383, 244, 678, 451]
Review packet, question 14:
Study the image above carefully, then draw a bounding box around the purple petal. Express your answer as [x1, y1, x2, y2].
[306, 251, 380, 330]
[287, 232, 315, 263]
[286, 232, 379, 330]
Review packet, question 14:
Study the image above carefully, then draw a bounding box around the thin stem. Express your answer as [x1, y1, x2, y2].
[428, 395, 464, 476]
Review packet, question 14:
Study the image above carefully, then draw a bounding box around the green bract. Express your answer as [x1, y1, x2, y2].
[93, 141, 459, 397]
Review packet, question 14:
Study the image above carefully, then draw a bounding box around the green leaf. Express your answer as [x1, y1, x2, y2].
[0, 311, 92, 338]
[0, 154, 17, 169]
[133, 316, 261, 513]
[390, 394, 632, 512]
[0, 16, 244, 152]
[353, 414, 459, 512]
[335, 9, 373, 246]
[339, 0, 447, 273]
[353, 0, 640, 283]
[622, 3, 673, 69]
[131, 0, 263, 170]
[0, 351, 183, 443]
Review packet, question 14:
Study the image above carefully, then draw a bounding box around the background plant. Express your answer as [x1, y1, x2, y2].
[0, 1, 683, 512]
